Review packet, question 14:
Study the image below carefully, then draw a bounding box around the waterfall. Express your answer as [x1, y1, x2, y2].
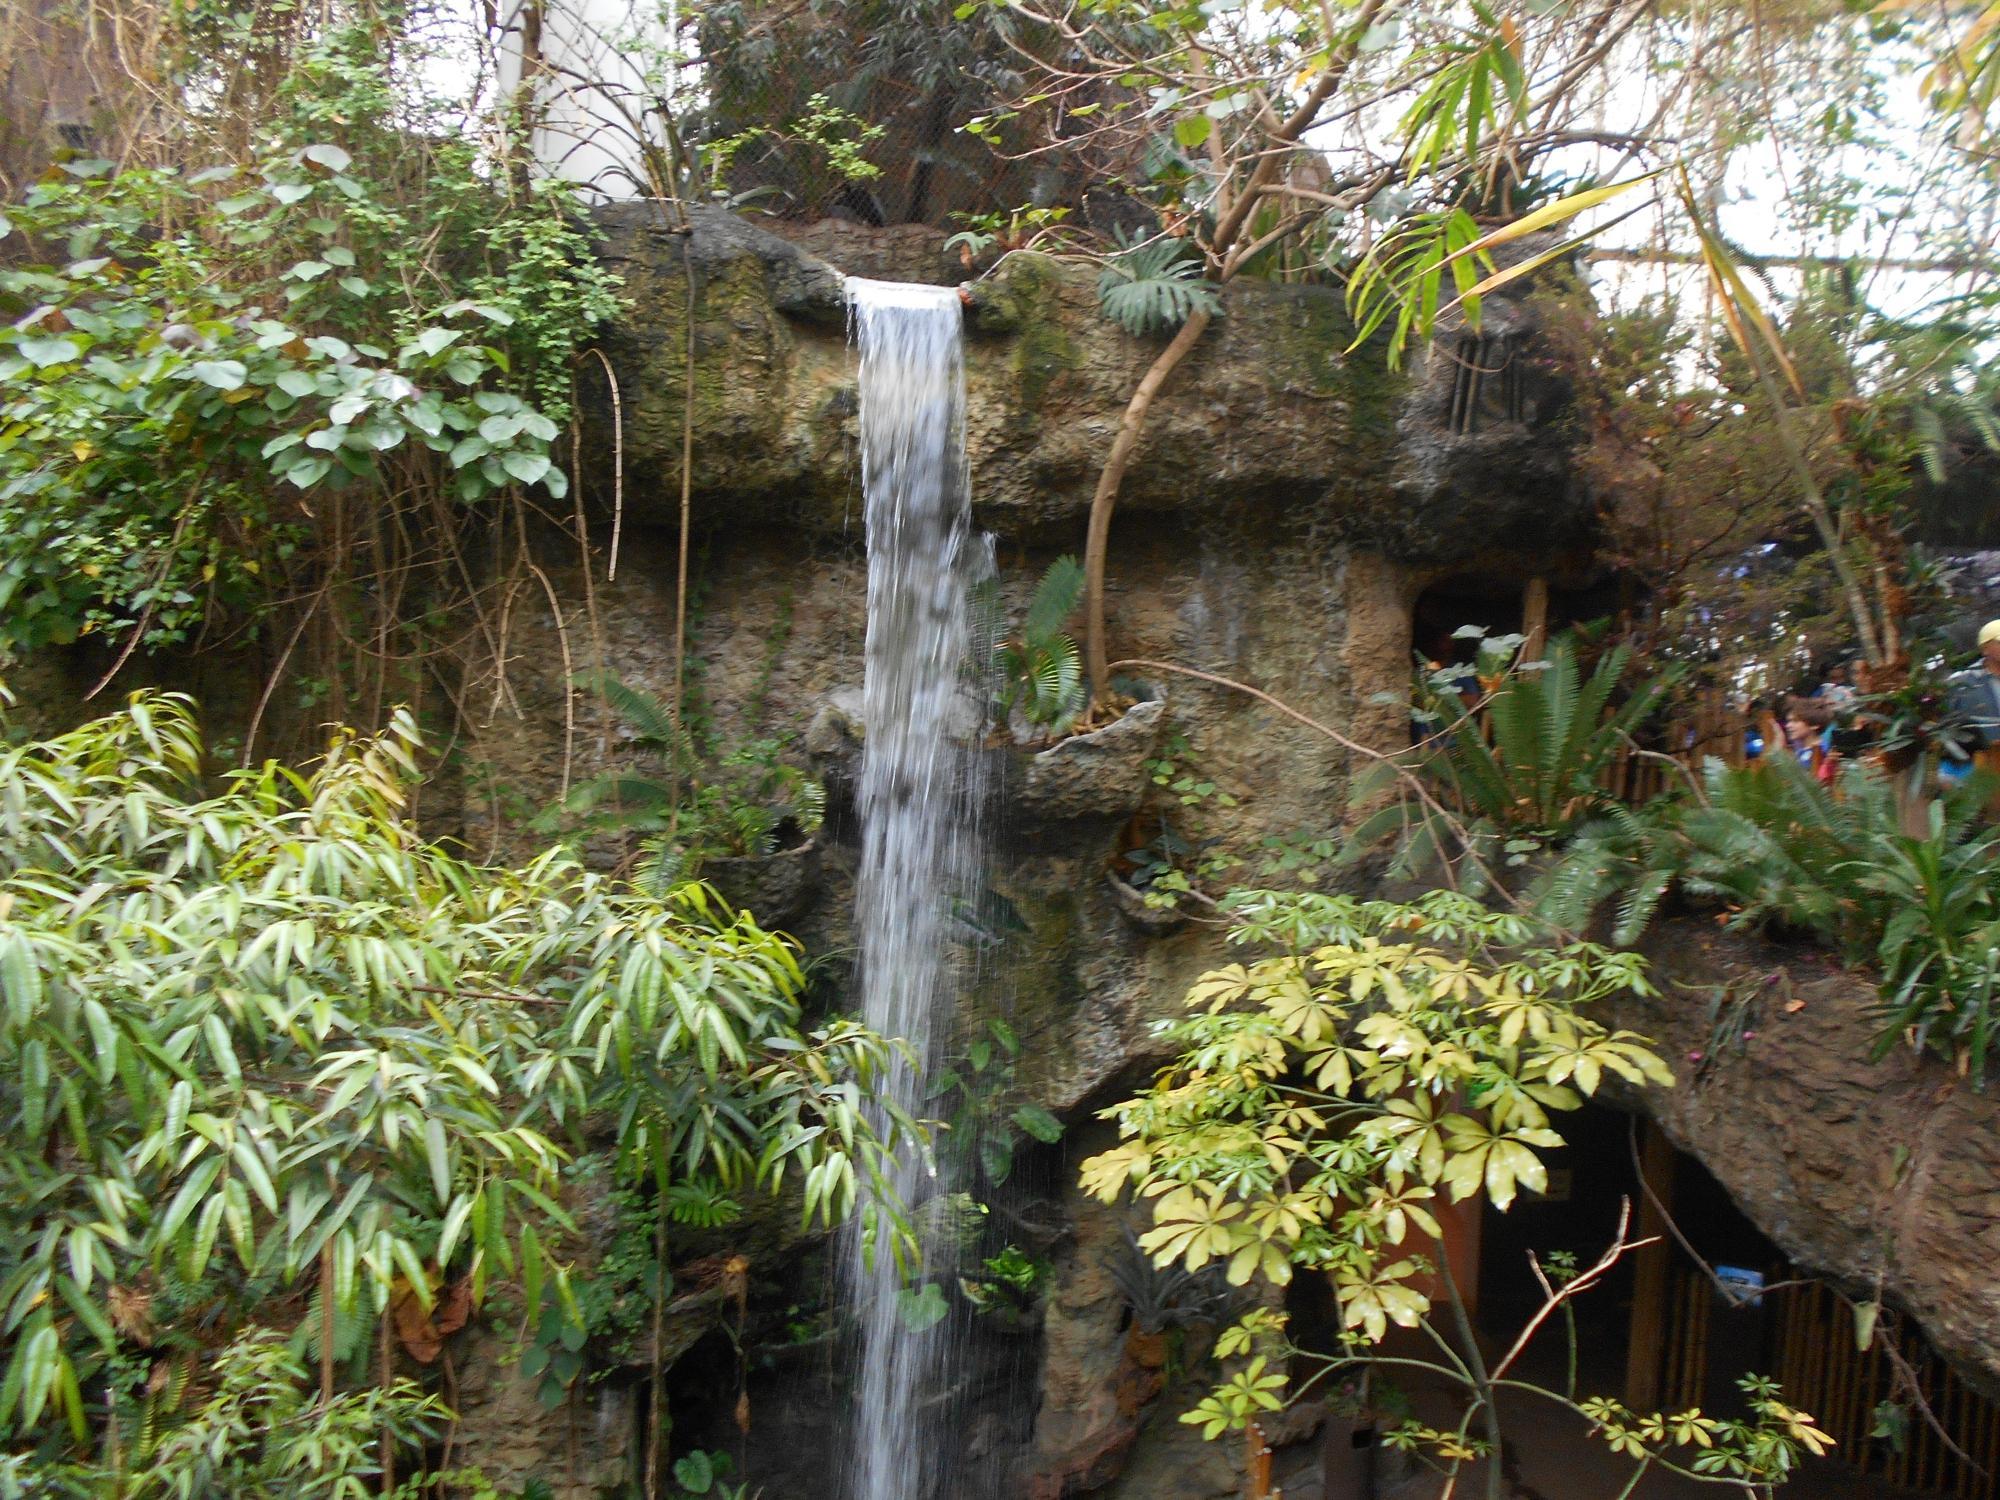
[844, 276, 980, 1500]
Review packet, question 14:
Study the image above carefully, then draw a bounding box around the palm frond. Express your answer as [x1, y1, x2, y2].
[1023, 554, 1085, 645]
[1097, 237, 1222, 336]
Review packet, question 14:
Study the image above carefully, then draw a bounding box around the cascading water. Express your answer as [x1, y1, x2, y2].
[843, 277, 982, 1500]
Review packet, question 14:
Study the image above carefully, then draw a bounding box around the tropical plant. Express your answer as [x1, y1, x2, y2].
[1096, 236, 1222, 338]
[958, 1243, 1050, 1317]
[944, 205, 1073, 269]
[1862, 807, 2000, 1076]
[707, 92, 888, 215]
[0, 1328, 449, 1498]
[1348, 635, 1671, 891]
[1083, 887, 1827, 1494]
[1541, 752, 2000, 1080]
[0, 21, 619, 672]
[925, 1018, 1064, 1188]
[547, 674, 825, 883]
[669, 1447, 750, 1500]
[947, 0, 2000, 718]
[1105, 1230, 1244, 1337]
[0, 690, 910, 1469]
[987, 556, 1089, 738]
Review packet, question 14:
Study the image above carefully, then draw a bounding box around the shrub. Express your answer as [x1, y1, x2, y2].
[0, 690, 902, 1459]
[1542, 754, 2000, 1079]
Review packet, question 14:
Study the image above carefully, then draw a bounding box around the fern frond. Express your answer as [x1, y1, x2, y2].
[572, 671, 691, 762]
[796, 781, 826, 838]
[664, 1179, 743, 1228]
[290, 1288, 369, 1368]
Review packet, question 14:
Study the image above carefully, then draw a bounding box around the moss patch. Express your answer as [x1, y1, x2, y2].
[967, 254, 1080, 412]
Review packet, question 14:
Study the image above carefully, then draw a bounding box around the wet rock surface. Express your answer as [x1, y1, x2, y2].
[1006, 696, 1167, 829]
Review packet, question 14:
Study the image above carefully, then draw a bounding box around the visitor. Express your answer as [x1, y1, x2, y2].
[1945, 621, 2000, 783]
[1813, 659, 1858, 709]
[1782, 697, 1834, 779]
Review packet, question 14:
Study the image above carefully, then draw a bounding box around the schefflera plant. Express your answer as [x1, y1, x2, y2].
[1081, 890, 1831, 1493]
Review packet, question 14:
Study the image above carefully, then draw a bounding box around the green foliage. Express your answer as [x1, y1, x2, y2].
[1105, 1231, 1244, 1336]
[1578, 1375, 1834, 1482]
[519, 1293, 590, 1412]
[1862, 805, 2000, 1075]
[1343, 208, 1492, 367]
[671, 1448, 750, 1500]
[548, 675, 825, 882]
[1120, 732, 1242, 911]
[0, 25, 620, 655]
[707, 92, 888, 212]
[1349, 635, 1671, 891]
[958, 1243, 1050, 1317]
[1398, 7, 1528, 185]
[0, 1328, 447, 1498]
[0, 691, 907, 1454]
[926, 1019, 1060, 1188]
[1542, 753, 2000, 1079]
[1085, 889, 1670, 1290]
[943, 206, 1073, 265]
[1085, 888, 1824, 1489]
[985, 556, 1088, 738]
[1096, 237, 1222, 338]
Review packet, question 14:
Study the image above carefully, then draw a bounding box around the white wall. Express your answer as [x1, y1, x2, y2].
[494, 0, 679, 199]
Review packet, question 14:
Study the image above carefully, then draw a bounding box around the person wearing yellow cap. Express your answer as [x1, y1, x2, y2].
[1945, 621, 2000, 780]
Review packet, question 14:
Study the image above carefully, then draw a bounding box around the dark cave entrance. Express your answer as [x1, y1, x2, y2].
[1462, 1107, 2000, 1499]
[1411, 571, 1630, 675]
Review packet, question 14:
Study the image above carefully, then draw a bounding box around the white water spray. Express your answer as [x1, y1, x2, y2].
[843, 276, 981, 1500]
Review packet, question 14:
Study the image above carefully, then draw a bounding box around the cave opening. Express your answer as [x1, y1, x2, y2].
[1463, 1107, 2000, 1500]
[1411, 571, 1630, 675]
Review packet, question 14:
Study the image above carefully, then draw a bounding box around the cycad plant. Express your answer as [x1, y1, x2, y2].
[1539, 751, 2000, 1082]
[990, 556, 1088, 739]
[1539, 751, 1902, 947]
[1350, 636, 1671, 890]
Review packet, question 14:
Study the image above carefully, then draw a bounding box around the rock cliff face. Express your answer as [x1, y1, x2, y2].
[579, 206, 1587, 559]
[452, 208, 2000, 1499]
[455, 205, 1600, 1498]
[1619, 926, 2000, 1400]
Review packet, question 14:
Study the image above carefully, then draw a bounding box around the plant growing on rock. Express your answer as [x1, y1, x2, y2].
[1348, 634, 1671, 893]
[1082, 888, 1828, 1495]
[927, 1018, 1065, 1187]
[1096, 235, 1222, 337]
[958, 1244, 1050, 1320]
[1544, 754, 2000, 1081]
[548, 674, 825, 884]
[1117, 731, 1244, 911]
[982, 555, 1089, 740]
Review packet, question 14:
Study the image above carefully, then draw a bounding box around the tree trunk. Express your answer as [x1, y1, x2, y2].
[1082, 307, 1213, 704]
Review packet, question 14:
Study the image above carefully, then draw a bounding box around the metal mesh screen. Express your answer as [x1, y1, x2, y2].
[689, 0, 1071, 227]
